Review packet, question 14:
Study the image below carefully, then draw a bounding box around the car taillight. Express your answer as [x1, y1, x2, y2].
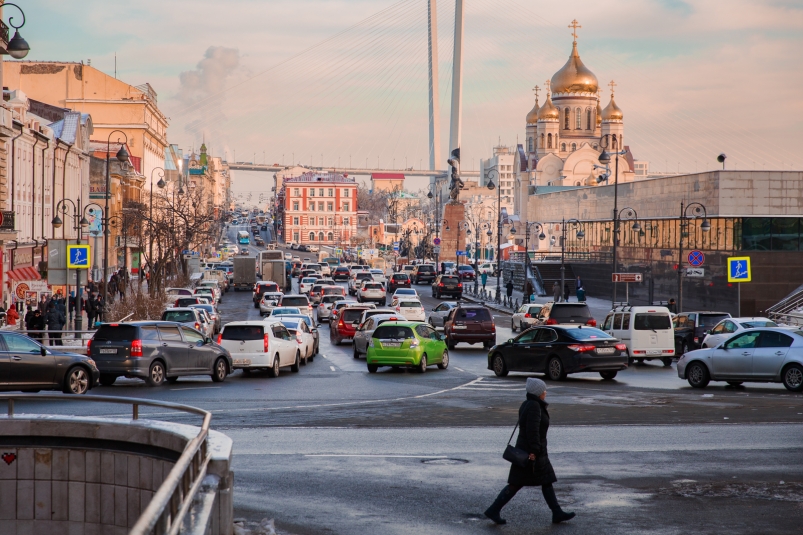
[396, 306, 400, 312]
[332, 310, 339, 316]
[546, 318, 558, 325]
[131, 339, 143, 357]
[567, 344, 596, 353]
[296, 332, 303, 344]
[86, 339, 92, 352]
[586, 319, 597, 327]
[195, 322, 201, 330]
[457, 283, 463, 288]
[264, 334, 270, 353]
[633, 350, 646, 354]
[524, 313, 531, 318]
[439, 283, 444, 287]
[615, 343, 628, 351]
[174, 300, 179, 306]
[217, 334, 223, 344]
[409, 339, 419, 349]
[693, 337, 699, 343]
[662, 349, 675, 354]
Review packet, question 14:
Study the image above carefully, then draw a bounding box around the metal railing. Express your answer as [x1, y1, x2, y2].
[0, 394, 211, 535]
[765, 284, 803, 316]
[767, 311, 803, 328]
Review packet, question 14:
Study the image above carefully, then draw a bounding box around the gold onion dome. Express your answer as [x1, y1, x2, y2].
[551, 42, 599, 94]
[602, 95, 624, 121]
[526, 97, 540, 124]
[538, 93, 559, 120]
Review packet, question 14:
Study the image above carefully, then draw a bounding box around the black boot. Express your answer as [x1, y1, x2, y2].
[542, 484, 575, 524]
[484, 485, 519, 525]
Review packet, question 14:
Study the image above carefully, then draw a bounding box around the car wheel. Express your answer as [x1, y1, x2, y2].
[686, 361, 710, 388]
[63, 366, 90, 394]
[546, 357, 566, 381]
[166, 376, 179, 384]
[511, 320, 517, 333]
[681, 342, 690, 356]
[367, 364, 378, 373]
[290, 352, 301, 373]
[599, 371, 618, 380]
[662, 358, 673, 367]
[492, 354, 508, 377]
[209, 358, 227, 382]
[417, 354, 427, 373]
[146, 361, 166, 386]
[99, 374, 117, 386]
[268, 355, 281, 378]
[438, 350, 449, 370]
[353, 346, 361, 359]
[782, 364, 803, 392]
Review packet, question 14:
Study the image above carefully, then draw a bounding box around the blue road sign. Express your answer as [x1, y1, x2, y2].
[727, 257, 751, 282]
[687, 250, 705, 267]
[67, 244, 91, 269]
[456, 250, 466, 256]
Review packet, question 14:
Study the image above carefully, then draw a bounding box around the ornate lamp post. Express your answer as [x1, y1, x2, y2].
[102, 131, 130, 320]
[611, 207, 640, 306]
[2, 4, 30, 59]
[677, 202, 711, 312]
[485, 169, 502, 301]
[52, 199, 91, 329]
[558, 219, 584, 296]
[149, 167, 166, 285]
[523, 221, 547, 296]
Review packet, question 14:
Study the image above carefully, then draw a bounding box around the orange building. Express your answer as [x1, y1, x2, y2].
[283, 173, 357, 246]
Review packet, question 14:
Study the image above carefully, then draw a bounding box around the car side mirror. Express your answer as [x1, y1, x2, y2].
[40, 346, 47, 356]
[508, 338, 513, 344]
[204, 337, 212, 344]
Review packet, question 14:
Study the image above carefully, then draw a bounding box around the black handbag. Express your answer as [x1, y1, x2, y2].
[502, 421, 530, 468]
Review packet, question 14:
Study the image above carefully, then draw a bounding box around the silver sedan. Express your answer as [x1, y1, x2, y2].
[677, 328, 803, 391]
[428, 302, 458, 328]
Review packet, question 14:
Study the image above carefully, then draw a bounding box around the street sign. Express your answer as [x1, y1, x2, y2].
[456, 250, 465, 256]
[393, 242, 399, 251]
[433, 246, 441, 254]
[685, 267, 705, 278]
[612, 273, 643, 283]
[727, 256, 751, 282]
[67, 245, 91, 269]
[687, 250, 705, 267]
[433, 237, 441, 245]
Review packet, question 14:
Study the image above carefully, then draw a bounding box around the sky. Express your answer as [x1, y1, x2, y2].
[20, 0, 803, 196]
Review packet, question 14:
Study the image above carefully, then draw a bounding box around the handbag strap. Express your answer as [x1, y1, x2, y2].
[506, 421, 519, 445]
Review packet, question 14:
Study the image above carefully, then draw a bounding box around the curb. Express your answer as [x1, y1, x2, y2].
[461, 294, 515, 316]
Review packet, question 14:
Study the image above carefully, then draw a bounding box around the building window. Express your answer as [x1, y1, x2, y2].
[343, 189, 350, 197]
[318, 188, 324, 197]
[293, 216, 299, 225]
[328, 232, 334, 241]
[571, 143, 577, 152]
[318, 202, 324, 211]
[327, 188, 333, 197]
[328, 217, 334, 226]
[343, 202, 350, 212]
[293, 188, 300, 197]
[310, 188, 315, 197]
[612, 134, 618, 150]
[564, 108, 570, 129]
[547, 133, 552, 149]
[561, 143, 566, 152]
[309, 232, 315, 241]
[343, 217, 350, 226]
[310, 202, 315, 211]
[528, 137, 533, 152]
[293, 232, 299, 242]
[575, 108, 582, 129]
[319, 232, 325, 241]
[327, 202, 333, 211]
[292, 201, 299, 211]
[540, 133, 545, 149]
[586, 108, 592, 129]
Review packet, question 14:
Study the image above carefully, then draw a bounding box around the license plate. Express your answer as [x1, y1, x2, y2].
[454, 325, 467, 329]
[382, 342, 401, 348]
[595, 347, 615, 355]
[233, 358, 252, 366]
[647, 350, 661, 355]
[99, 348, 117, 354]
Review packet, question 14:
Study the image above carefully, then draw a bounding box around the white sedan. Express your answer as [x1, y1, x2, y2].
[284, 253, 292, 260]
[701, 317, 780, 348]
[369, 269, 387, 285]
[277, 316, 317, 363]
[395, 300, 426, 322]
[259, 292, 284, 316]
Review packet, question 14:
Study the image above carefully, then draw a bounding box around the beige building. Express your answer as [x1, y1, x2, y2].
[370, 173, 405, 192]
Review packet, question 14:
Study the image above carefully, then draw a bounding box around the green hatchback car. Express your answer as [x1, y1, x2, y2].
[366, 321, 449, 373]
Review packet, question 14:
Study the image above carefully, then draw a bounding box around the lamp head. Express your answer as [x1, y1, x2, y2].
[598, 149, 611, 165]
[631, 221, 641, 232]
[509, 225, 517, 235]
[576, 229, 585, 240]
[539, 232, 546, 241]
[427, 191, 433, 199]
[487, 179, 495, 191]
[157, 178, 166, 189]
[51, 215, 63, 229]
[115, 144, 129, 162]
[7, 30, 30, 59]
[701, 219, 711, 232]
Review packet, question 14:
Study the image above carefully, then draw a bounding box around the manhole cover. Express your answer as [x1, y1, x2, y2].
[422, 458, 469, 465]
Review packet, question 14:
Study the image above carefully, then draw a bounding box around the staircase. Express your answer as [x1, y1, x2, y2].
[765, 284, 803, 326]
[532, 262, 576, 299]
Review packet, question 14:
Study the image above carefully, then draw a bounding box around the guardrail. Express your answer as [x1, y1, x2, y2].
[0, 394, 211, 535]
[767, 311, 803, 327]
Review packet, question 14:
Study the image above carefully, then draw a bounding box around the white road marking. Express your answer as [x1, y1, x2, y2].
[454, 367, 465, 372]
[330, 366, 337, 371]
[305, 454, 449, 459]
[170, 386, 222, 391]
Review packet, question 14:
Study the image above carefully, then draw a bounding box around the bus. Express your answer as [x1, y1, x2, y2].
[237, 231, 250, 245]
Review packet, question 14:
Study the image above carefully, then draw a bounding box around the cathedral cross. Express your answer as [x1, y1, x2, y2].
[608, 80, 617, 96]
[533, 85, 540, 100]
[544, 80, 551, 94]
[568, 19, 581, 42]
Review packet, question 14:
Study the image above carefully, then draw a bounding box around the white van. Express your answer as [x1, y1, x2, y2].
[601, 306, 675, 366]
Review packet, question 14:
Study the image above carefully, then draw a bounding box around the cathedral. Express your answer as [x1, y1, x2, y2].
[519, 21, 634, 189]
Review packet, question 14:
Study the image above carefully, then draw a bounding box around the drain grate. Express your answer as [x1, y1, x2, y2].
[422, 458, 470, 465]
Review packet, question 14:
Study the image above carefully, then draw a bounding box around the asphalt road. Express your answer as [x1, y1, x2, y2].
[14, 234, 802, 534]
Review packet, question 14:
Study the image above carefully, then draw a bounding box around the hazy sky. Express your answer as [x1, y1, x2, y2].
[21, 0, 803, 194]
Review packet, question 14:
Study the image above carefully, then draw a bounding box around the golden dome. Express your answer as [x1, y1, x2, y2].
[538, 93, 559, 120]
[551, 42, 599, 94]
[526, 97, 540, 124]
[602, 95, 623, 121]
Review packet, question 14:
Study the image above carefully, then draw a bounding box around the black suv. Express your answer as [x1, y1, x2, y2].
[674, 311, 731, 355]
[90, 322, 231, 387]
[411, 264, 437, 284]
[387, 273, 411, 292]
[333, 266, 351, 281]
[535, 302, 597, 327]
[432, 275, 462, 299]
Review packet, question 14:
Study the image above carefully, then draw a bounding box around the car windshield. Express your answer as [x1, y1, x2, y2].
[418, 266, 434, 272]
[191, 305, 214, 314]
[302, 278, 317, 283]
[364, 284, 383, 290]
[441, 277, 459, 284]
[258, 283, 279, 292]
[550, 304, 593, 321]
[373, 325, 414, 339]
[279, 319, 302, 330]
[392, 274, 408, 280]
[342, 309, 367, 322]
[634, 313, 672, 330]
[282, 297, 309, 306]
[741, 320, 778, 328]
[564, 327, 614, 340]
[272, 307, 301, 315]
[456, 308, 491, 321]
[323, 287, 343, 295]
[162, 311, 196, 323]
[700, 314, 730, 327]
[94, 325, 138, 341]
[396, 289, 416, 295]
[221, 325, 264, 340]
[399, 302, 421, 308]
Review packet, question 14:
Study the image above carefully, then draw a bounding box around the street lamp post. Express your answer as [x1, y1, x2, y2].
[102, 130, 130, 321]
[596, 141, 629, 307]
[52, 198, 91, 329]
[611, 207, 640, 306]
[148, 167, 166, 289]
[1, 3, 31, 60]
[523, 221, 547, 298]
[677, 202, 711, 312]
[557, 219, 584, 297]
[485, 169, 502, 302]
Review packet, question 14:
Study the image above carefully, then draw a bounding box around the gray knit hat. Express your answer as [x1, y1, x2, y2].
[526, 377, 547, 397]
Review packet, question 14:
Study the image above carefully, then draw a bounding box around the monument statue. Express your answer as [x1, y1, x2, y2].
[447, 148, 465, 203]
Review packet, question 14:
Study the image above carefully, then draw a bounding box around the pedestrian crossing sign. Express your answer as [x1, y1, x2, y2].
[727, 256, 751, 283]
[67, 244, 91, 269]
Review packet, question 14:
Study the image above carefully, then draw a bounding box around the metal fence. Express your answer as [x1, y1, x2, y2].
[0, 394, 212, 535]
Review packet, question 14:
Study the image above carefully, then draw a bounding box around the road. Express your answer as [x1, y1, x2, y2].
[17, 232, 803, 534]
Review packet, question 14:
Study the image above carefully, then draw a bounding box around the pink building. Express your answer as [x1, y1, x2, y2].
[283, 172, 358, 246]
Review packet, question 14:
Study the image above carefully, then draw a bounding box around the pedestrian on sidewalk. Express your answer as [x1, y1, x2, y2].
[525, 281, 534, 303]
[45, 301, 65, 346]
[552, 282, 561, 302]
[506, 279, 514, 300]
[667, 298, 677, 313]
[86, 294, 97, 328]
[575, 277, 585, 302]
[484, 378, 575, 525]
[563, 283, 570, 302]
[481, 271, 488, 290]
[27, 309, 45, 340]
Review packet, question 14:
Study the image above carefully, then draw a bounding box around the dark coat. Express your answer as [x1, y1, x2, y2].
[507, 394, 557, 487]
[506, 280, 514, 297]
[28, 313, 45, 332]
[45, 308, 66, 330]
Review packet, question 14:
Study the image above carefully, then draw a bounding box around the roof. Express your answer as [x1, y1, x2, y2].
[371, 173, 405, 180]
[284, 172, 356, 184]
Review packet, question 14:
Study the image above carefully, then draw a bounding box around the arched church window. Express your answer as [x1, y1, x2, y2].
[586, 108, 592, 129]
[547, 133, 552, 149]
[575, 108, 582, 129]
[564, 108, 570, 129]
[571, 143, 577, 152]
[540, 133, 545, 149]
[561, 143, 566, 152]
[528, 137, 533, 152]
[612, 135, 618, 150]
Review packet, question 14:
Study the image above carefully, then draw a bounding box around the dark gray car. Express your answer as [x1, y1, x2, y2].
[90, 321, 232, 386]
[352, 313, 407, 359]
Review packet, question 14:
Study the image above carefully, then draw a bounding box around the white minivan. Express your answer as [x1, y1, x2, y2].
[217, 320, 302, 377]
[601, 306, 675, 366]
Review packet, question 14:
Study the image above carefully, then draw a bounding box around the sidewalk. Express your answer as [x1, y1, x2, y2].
[463, 276, 612, 321]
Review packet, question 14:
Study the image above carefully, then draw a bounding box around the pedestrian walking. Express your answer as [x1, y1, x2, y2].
[86, 294, 97, 328]
[481, 271, 488, 290]
[45, 301, 66, 346]
[525, 281, 534, 303]
[575, 277, 585, 302]
[506, 279, 514, 299]
[563, 283, 570, 302]
[552, 282, 561, 302]
[27, 309, 45, 340]
[484, 378, 575, 525]
[667, 298, 677, 314]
